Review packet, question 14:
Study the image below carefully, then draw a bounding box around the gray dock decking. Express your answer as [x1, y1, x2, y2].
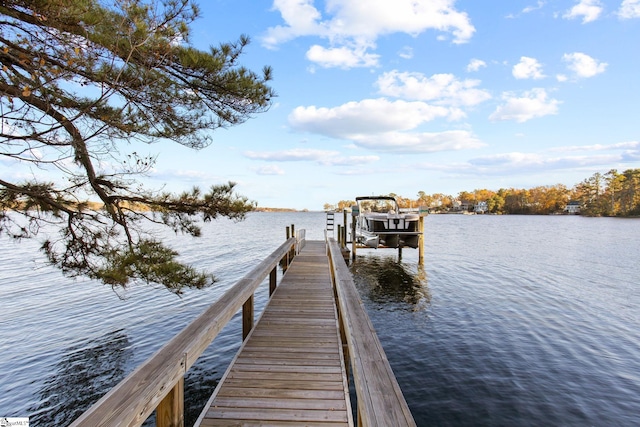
[196, 240, 353, 426]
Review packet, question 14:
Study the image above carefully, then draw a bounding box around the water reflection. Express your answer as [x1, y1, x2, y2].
[350, 254, 430, 310]
[29, 329, 133, 426]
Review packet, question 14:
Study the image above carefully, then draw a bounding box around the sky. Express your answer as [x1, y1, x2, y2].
[6, 0, 640, 210]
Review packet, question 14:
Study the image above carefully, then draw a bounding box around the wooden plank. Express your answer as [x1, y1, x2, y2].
[211, 397, 347, 411]
[256, 317, 338, 326]
[245, 336, 339, 345]
[215, 387, 346, 400]
[218, 378, 346, 391]
[232, 358, 340, 367]
[237, 350, 340, 361]
[204, 408, 348, 423]
[230, 364, 343, 374]
[249, 327, 338, 336]
[200, 420, 345, 427]
[195, 241, 353, 427]
[241, 345, 340, 354]
[225, 372, 344, 383]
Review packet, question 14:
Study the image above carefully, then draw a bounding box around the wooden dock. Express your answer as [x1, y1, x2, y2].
[196, 240, 352, 426]
[71, 231, 416, 427]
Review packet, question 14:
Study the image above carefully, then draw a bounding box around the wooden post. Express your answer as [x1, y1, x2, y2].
[418, 207, 428, 266]
[269, 267, 277, 296]
[343, 226, 347, 249]
[242, 295, 254, 340]
[343, 209, 348, 242]
[338, 309, 350, 383]
[156, 377, 184, 427]
[351, 209, 357, 260]
[283, 226, 291, 271]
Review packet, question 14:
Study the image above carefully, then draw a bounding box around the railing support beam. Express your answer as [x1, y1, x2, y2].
[269, 267, 277, 296]
[242, 295, 254, 340]
[156, 377, 184, 427]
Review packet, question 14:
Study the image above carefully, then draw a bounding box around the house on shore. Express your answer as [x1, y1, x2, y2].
[474, 201, 488, 214]
[564, 201, 582, 215]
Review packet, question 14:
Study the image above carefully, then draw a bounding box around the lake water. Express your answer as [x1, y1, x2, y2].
[1, 212, 639, 426]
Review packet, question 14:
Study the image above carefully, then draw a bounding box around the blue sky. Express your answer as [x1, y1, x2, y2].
[7, 1, 640, 210]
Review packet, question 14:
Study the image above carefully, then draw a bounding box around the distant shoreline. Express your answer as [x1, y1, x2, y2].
[254, 207, 306, 212]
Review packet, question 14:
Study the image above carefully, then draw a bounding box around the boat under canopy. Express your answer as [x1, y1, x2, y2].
[353, 196, 423, 249]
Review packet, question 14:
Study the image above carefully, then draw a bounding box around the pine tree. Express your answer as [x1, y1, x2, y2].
[0, 0, 275, 293]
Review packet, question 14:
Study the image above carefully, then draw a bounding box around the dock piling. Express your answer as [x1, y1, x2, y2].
[351, 205, 358, 260]
[418, 206, 428, 265]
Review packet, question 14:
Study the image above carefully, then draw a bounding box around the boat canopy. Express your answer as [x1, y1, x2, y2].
[355, 196, 400, 214]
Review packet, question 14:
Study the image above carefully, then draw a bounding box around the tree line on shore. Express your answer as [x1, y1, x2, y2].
[325, 169, 640, 217]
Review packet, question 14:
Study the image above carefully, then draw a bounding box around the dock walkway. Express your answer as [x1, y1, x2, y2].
[195, 240, 353, 426]
[70, 233, 416, 427]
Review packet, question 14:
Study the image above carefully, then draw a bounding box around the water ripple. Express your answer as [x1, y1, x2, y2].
[2, 213, 640, 426]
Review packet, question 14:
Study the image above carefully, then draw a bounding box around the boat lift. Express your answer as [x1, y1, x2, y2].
[327, 201, 428, 265]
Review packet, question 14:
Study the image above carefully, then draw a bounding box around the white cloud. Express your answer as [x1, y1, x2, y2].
[262, 0, 326, 46]
[149, 169, 222, 185]
[506, 1, 545, 18]
[562, 52, 607, 78]
[489, 88, 560, 123]
[321, 0, 475, 42]
[288, 98, 464, 138]
[285, 97, 484, 154]
[375, 71, 491, 107]
[512, 56, 545, 80]
[463, 145, 639, 174]
[351, 130, 485, 153]
[406, 140, 640, 176]
[244, 148, 380, 167]
[320, 155, 380, 166]
[306, 44, 379, 68]
[467, 59, 487, 72]
[245, 148, 340, 161]
[549, 140, 640, 152]
[263, 0, 475, 68]
[523, 1, 546, 14]
[254, 165, 286, 175]
[619, 0, 640, 19]
[469, 152, 546, 168]
[398, 46, 414, 59]
[563, 0, 603, 23]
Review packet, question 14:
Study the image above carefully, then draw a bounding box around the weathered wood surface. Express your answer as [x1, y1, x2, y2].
[327, 239, 416, 427]
[196, 241, 353, 427]
[70, 237, 298, 427]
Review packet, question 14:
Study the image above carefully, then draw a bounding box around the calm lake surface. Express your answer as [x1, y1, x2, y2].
[1, 212, 639, 426]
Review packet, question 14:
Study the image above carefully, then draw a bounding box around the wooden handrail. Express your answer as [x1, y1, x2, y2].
[70, 236, 299, 427]
[327, 238, 416, 427]
[296, 228, 306, 253]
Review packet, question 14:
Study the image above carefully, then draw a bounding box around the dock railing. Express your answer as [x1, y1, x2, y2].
[327, 238, 417, 427]
[70, 232, 303, 427]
